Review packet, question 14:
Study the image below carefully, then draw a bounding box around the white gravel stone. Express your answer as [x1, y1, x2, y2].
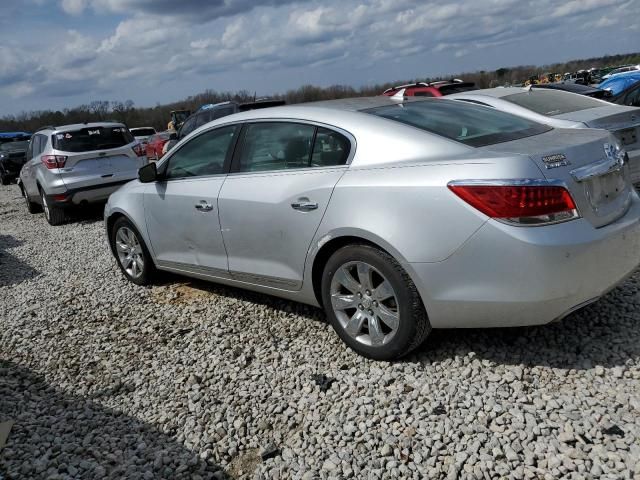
[0, 184, 639, 479]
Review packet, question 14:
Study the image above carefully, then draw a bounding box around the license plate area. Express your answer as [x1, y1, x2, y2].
[585, 168, 626, 210]
[617, 127, 637, 146]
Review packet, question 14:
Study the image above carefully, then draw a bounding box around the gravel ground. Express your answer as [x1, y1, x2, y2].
[1, 183, 640, 480]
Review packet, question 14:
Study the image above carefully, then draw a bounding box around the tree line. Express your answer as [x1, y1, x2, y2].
[1, 51, 638, 133]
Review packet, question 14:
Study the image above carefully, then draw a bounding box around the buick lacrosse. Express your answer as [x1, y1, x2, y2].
[105, 97, 640, 359]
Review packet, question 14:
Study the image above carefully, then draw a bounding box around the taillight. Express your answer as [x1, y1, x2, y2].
[448, 181, 579, 226]
[41, 155, 67, 169]
[132, 144, 146, 157]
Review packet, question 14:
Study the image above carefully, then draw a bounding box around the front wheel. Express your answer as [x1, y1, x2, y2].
[110, 217, 155, 285]
[1, 174, 10, 185]
[21, 185, 42, 214]
[321, 244, 431, 360]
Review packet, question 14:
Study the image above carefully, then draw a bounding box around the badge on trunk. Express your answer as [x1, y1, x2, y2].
[541, 153, 570, 169]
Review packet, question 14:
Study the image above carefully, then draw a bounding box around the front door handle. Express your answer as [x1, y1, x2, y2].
[194, 200, 213, 212]
[291, 200, 318, 212]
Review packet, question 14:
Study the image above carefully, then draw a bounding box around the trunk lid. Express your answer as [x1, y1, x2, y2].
[556, 105, 640, 181]
[56, 144, 144, 190]
[481, 128, 632, 228]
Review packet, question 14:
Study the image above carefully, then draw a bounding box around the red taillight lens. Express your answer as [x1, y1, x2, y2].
[41, 155, 67, 169]
[132, 144, 146, 157]
[448, 183, 578, 225]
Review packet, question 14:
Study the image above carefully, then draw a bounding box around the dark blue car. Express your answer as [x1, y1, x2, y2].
[598, 72, 640, 107]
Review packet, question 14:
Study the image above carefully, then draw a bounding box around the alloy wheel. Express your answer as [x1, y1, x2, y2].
[115, 226, 145, 279]
[330, 261, 400, 347]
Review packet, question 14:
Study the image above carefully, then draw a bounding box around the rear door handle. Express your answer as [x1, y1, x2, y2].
[194, 200, 213, 212]
[291, 200, 318, 212]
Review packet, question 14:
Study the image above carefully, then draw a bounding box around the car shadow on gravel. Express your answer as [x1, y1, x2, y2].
[149, 271, 639, 371]
[0, 360, 230, 480]
[412, 285, 640, 370]
[153, 272, 328, 323]
[0, 235, 39, 287]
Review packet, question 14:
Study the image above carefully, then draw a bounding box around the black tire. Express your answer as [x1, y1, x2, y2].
[21, 185, 42, 213]
[321, 244, 431, 360]
[41, 190, 66, 226]
[110, 216, 155, 286]
[1, 175, 9, 186]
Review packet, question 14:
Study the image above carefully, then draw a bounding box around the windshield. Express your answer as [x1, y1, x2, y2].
[0, 141, 29, 151]
[365, 99, 551, 147]
[53, 126, 134, 152]
[503, 90, 605, 116]
[131, 128, 155, 137]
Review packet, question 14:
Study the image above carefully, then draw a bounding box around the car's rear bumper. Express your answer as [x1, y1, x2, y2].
[409, 192, 640, 328]
[46, 180, 133, 207]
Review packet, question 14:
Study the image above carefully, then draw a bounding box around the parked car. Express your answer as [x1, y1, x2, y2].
[602, 65, 640, 81]
[129, 127, 156, 145]
[163, 99, 286, 155]
[19, 122, 147, 225]
[448, 88, 640, 182]
[105, 97, 640, 360]
[532, 82, 612, 99]
[382, 79, 477, 98]
[145, 131, 172, 161]
[598, 71, 640, 107]
[0, 132, 31, 185]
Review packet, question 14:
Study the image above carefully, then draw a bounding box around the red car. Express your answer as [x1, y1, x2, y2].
[382, 79, 477, 97]
[145, 131, 171, 161]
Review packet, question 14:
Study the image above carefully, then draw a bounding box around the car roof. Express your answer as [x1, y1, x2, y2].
[448, 87, 526, 98]
[38, 122, 127, 134]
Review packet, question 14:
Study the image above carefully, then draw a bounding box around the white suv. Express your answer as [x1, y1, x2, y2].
[18, 122, 147, 225]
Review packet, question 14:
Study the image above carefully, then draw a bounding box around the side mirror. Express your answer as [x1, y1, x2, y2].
[169, 132, 178, 141]
[138, 162, 157, 183]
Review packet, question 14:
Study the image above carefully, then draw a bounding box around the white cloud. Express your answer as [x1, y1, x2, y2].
[60, 0, 88, 15]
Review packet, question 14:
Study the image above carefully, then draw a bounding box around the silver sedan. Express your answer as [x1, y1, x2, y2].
[447, 87, 640, 182]
[104, 97, 640, 360]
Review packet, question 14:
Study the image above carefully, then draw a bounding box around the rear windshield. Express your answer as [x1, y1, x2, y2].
[503, 90, 605, 116]
[437, 84, 477, 95]
[365, 100, 551, 147]
[130, 128, 155, 137]
[53, 126, 134, 152]
[0, 141, 29, 151]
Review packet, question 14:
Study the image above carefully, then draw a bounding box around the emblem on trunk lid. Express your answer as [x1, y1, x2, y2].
[541, 153, 570, 169]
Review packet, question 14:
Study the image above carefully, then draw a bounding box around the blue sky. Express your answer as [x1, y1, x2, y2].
[1, 0, 638, 116]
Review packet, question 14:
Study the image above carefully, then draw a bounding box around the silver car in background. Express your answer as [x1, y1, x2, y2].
[19, 122, 147, 225]
[105, 98, 640, 359]
[447, 87, 640, 182]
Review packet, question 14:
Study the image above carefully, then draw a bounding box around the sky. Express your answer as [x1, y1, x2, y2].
[0, 0, 638, 116]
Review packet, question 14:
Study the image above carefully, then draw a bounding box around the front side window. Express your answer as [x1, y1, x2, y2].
[165, 125, 238, 179]
[237, 123, 316, 172]
[503, 90, 605, 116]
[366, 99, 550, 147]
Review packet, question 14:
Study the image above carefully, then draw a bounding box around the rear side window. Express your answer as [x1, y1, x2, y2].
[235, 123, 351, 172]
[53, 126, 133, 152]
[366, 99, 551, 147]
[503, 90, 605, 116]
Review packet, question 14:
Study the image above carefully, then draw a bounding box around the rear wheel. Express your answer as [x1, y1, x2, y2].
[41, 190, 66, 226]
[21, 185, 42, 214]
[321, 244, 431, 360]
[111, 217, 155, 285]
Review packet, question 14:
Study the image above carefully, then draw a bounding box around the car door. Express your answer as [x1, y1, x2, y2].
[218, 121, 352, 290]
[23, 134, 43, 197]
[144, 124, 240, 273]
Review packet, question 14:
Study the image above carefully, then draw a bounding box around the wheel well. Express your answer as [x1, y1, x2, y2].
[311, 236, 389, 307]
[106, 213, 126, 255]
